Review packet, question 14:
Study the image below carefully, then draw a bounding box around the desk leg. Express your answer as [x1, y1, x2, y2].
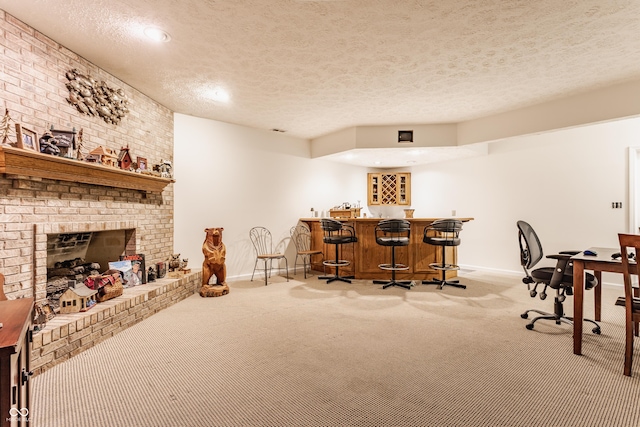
[594, 271, 602, 322]
[573, 260, 584, 355]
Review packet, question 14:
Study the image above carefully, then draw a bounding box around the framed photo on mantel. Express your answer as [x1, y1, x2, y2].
[15, 123, 39, 151]
[137, 157, 147, 171]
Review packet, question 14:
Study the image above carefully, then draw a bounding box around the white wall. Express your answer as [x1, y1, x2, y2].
[174, 113, 368, 280]
[175, 113, 640, 285]
[410, 117, 640, 282]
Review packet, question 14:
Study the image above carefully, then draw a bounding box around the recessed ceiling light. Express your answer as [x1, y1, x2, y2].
[374, 161, 381, 165]
[204, 88, 230, 103]
[144, 27, 171, 42]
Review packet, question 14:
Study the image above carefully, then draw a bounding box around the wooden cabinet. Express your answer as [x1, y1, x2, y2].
[367, 173, 411, 206]
[0, 299, 33, 427]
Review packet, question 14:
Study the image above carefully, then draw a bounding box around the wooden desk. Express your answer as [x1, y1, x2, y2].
[572, 247, 628, 355]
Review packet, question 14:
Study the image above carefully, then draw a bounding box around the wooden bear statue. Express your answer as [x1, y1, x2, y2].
[200, 227, 230, 297]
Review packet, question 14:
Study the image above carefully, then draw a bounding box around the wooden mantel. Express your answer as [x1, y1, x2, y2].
[0, 146, 173, 193]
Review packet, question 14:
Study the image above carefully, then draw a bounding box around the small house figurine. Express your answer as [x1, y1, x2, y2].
[89, 146, 118, 167]
[59, 283, 97, 314]
[118, 145, 133, 170]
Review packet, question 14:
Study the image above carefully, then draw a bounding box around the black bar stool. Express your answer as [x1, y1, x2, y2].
[318, 218, 357, 284]
[422, 219, 465, 289]
[373, 219, 412, 290]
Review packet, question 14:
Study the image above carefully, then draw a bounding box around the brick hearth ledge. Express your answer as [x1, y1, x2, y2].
[30, 270, 202, 375]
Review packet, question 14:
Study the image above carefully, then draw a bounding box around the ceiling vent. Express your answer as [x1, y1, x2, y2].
[398, 130, 413, 143]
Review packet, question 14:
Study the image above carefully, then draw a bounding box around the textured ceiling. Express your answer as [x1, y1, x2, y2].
[1, 0, 640, 140]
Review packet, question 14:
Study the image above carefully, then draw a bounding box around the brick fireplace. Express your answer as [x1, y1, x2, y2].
[0, 10, 203, 376]
[0, 174, 173, 301]
[0, 11, 174, 300]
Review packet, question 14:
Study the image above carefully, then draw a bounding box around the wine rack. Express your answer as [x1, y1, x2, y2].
[367, 172, 411, 206]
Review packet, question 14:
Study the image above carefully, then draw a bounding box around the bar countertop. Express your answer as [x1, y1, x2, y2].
[300, 217, 473, 281]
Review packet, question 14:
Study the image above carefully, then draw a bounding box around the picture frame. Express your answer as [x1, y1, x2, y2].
[120, 253, 146, 284]
[51, 128, 77, 158]
[50, 128, 76, 149]
[15, 124, 39, 151]
[137, 157, 147, 171]
[156, 261, 167, 279]
[107, 260, 133, 287]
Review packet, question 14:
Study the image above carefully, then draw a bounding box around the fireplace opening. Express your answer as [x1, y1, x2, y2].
[46, 229, 136, 312]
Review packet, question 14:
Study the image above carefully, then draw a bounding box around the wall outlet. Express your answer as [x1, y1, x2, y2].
[451, 209, 457, 216]
[612, 202, 623, 209]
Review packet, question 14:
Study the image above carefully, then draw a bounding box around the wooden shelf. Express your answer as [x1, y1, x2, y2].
[0, 146, 173, 192]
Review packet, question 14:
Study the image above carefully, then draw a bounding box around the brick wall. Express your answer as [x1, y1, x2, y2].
[0, 11, 174, 299]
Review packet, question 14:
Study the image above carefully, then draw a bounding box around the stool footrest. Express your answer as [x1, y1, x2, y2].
[323, 260, 350, 267]
[379, 263, 409, 271]
[429, 263, 460, 271]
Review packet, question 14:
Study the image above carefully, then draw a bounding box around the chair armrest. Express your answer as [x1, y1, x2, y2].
[546, 254, 572, 288]
[341, 224, 357, 242]
[342, 224, 356, 235]
[546, 254, 572, 261]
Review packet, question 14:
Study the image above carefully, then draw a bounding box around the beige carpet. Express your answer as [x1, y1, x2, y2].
[32, 271, 640, 427]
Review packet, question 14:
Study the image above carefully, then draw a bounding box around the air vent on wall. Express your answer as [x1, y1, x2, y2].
[398, 130, 413, 143]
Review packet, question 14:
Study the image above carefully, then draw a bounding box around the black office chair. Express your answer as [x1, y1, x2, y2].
[318, 218, 357, 284]
[422, 219, 465, 289]
[517, 220, 600, 333]
[373, 219, 413, 290]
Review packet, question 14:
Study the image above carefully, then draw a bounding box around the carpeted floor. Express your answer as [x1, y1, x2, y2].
[32, 271, 640, 427]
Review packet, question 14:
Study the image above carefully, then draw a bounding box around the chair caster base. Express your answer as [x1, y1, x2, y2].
[521, 310, 601, 334]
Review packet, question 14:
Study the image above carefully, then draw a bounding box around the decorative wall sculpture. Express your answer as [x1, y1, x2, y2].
[65, 69, 130, 125]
